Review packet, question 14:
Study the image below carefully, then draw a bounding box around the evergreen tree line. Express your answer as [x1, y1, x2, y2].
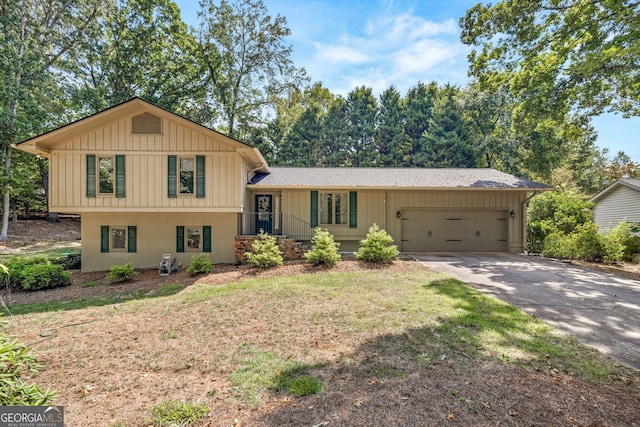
[1, 0, 639, 232]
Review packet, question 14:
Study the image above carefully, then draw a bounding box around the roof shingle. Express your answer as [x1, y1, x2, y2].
[249, 167, 550, 190]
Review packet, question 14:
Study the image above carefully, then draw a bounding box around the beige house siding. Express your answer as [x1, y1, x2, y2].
[48, 115, 247, 212]
[81, 212, 237, 272]
[593, 185, 640, 229]
[275, 189, 527, 252]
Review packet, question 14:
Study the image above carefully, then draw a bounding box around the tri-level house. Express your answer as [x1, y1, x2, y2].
[16, 98, 550, 272]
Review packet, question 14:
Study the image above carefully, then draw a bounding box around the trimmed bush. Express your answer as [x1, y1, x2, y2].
[106, 262, 138, 283]
[21, 263, 71, 291]
[304, 228, 341, 266]
[186, 254, 213, 276]
[355, 224, 399, 264]
[54, 252, 81, 270]
[245, 231, 283, 269]
[5, 257, 48, 290]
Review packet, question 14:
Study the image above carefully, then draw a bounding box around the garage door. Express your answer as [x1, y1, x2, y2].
[401, 209, 508, 252]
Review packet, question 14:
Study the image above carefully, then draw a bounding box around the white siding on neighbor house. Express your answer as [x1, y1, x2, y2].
[594, 185, 640, 229]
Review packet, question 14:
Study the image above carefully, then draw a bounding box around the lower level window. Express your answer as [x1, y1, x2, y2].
[187, 227, 201, 251]
[111, 227, 127, 250]
[177, 225, 211, 253]
[101, 225, 137, 253]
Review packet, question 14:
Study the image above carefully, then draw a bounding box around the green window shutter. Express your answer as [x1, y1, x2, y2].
[349, 191, 358, 229]
[86, 155, 96, 197]
[115, 155, 126, 198]
[310, 191, 318, 227]
[168, 155, 177, 198]
[203, 226, 212, 252]
[100, 226, 109, 253]
[196, 155, 205, 198]
[127, 226, 137, 253]
[176, 226, 185, 253]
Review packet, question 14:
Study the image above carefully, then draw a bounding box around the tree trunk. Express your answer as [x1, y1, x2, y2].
[0, 146, 12, 241]
[36, 157, 58, 222]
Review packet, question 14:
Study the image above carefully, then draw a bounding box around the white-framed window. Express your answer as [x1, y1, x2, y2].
[180, 157, 195, 195]
[186, 226, 202, 251]
[101, 225, 137, 253]
[111, 226, 127, 251]
[320, 192, 348, 225]
[98, 156, 114, 194]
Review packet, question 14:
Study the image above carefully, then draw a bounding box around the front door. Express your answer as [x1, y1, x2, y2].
[255, 194, 273, 234]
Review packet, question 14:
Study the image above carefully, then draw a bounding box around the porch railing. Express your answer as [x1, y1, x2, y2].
[237, 212, 314, 241]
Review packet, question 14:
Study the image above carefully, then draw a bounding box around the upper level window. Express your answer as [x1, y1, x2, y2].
[320, 192, 348, 225]
[98, 156, 114, 194]
[87, 154, 125, 198]
[132, 112, 161, 134]
[180, 157, 195, 194]
[168, 155, 205, 198]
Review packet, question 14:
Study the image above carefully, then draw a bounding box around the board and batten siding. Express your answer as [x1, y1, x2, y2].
[48, 116, 246, 212]
[593, 185, 640, 229]
[386, 190, 526, 252]
[280, 189, 386, 239]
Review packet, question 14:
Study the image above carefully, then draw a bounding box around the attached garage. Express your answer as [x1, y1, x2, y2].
[248, 167, 551, 254]
[401, 209, 508, 252]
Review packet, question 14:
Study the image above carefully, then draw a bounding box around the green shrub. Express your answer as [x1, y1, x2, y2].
[186, 254, 213, 276]
[245, 231, 283, 269]
[54, 253, 81, 270]
[0, 313, 57, 405]
[543, 223, 604, 262]
[106, 262, 138, 283]
[527, 190, 593, 253]
[304, 228, 341, 266]
[21, 263, 71, 291]
[5, 257, 49, 290]
[355, 224, 399, 264]
[602, 222, 639, 263]
[150, 400, 209, 427]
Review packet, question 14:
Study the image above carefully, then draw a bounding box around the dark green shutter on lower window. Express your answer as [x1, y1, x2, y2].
[100, 226, 109, 252]
[349, 191, 357, 228]
[196, 155, 205, 198]
[115, 155, 126, 198]
[203, 226, 211, 252]
[86, 155, 96, 197]
[168, 155, 177, 198]
[176, 226, 185, 252]
[127, 226, 137, 253]
[310, 191, 318, 227]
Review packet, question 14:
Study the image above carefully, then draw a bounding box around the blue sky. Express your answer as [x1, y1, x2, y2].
[176, 0, 639, 162]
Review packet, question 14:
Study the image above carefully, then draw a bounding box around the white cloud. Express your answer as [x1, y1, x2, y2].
[307, 10, 469, 95]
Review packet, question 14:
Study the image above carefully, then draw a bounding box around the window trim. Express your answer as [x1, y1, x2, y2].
[176, 225, 211, 253]
[87, 154, 125, 198]
[320, 192, 349, 226]
[168, 155, 205, 198]
[101, 225, 137, 253]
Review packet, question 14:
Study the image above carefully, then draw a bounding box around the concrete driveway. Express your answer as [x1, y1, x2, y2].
[412, 253, 640, 370]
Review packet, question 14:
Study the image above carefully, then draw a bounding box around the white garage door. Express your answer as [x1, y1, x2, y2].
[401, 209, 508, 252]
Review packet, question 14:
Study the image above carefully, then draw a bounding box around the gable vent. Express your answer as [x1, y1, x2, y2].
[132, 112, 161, 134]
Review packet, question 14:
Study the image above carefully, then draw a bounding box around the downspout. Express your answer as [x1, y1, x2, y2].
[521, 191, 539, 254]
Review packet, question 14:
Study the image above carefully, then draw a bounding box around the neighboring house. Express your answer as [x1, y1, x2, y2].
[15, 98, 550, 272]
[590, 179, 640, 230]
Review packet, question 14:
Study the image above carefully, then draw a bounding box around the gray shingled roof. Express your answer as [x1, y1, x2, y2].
[248, 167, 550, 190]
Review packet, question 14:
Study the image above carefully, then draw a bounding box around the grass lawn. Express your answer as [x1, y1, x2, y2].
[6, 261, 640, 426]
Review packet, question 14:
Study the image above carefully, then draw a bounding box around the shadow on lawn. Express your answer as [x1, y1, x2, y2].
[254, 279, 639, 427]
[1, 283, 187, 316]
